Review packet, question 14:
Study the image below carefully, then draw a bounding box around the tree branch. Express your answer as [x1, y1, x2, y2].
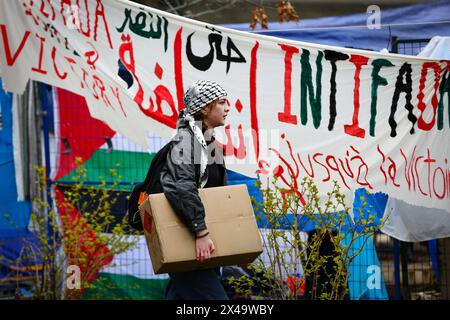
[186, 0, 238, 19]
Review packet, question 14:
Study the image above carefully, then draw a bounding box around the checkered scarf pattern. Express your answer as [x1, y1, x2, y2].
[183, 80, 227, 116]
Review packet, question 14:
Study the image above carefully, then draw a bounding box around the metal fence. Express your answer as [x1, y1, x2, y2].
[368, 37, 449, 300]
[391, 37, 431, 57]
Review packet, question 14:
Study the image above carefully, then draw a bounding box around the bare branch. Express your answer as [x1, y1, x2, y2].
[162, 0, 180, 15]
[185, 0, 238, 19]
[170, 0, 204, 13]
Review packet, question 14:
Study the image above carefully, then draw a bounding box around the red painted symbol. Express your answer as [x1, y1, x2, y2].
[143, 210, 153, 234]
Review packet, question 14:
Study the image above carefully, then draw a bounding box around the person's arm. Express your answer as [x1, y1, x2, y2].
[160, 130, 207, 234]
[160, 131, 216, 261]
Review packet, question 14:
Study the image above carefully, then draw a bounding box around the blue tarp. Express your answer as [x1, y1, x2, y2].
[0, 78, 31, 234]
[343, 234, 389, 300]
[0, 78, 35, 278]
[0, 229, 40, 279]
[222, 0, 450, 52]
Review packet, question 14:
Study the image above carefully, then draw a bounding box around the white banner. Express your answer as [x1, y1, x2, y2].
[0, 0, 449, 212]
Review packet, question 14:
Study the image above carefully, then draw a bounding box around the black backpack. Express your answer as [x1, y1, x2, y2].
[126, 141, 173, 231]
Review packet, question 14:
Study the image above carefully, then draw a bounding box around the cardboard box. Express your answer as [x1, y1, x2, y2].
[139, 184, 263, 274]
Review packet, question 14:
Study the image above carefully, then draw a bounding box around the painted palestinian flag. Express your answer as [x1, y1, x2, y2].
[52, 87, 170, 299]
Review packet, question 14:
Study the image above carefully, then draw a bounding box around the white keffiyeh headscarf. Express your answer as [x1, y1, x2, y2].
[178, 80, 227, 188]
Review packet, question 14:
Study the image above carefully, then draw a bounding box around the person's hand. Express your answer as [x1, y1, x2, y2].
[195, 230, 215, 262]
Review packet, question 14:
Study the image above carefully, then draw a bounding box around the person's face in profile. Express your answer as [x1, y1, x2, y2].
[200, 97, 230, 129]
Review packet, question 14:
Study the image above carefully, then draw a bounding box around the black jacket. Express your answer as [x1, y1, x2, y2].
[159, 119, 227, 235]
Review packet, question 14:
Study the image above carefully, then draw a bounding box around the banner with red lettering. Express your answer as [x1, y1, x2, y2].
[0, 0, 449, 212]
